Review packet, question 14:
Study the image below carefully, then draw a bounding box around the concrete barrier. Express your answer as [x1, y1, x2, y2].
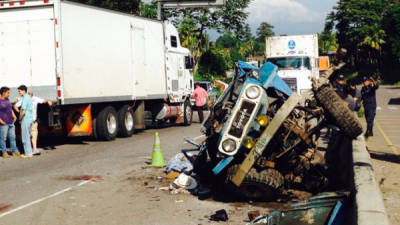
[352, 135, 390, 225]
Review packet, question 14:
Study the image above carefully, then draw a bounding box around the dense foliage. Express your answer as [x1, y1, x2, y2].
[70, 0, 140, 14]
[327, 0, 400, 83]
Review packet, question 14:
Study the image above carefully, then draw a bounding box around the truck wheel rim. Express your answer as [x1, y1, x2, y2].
[186, 106, 192, 121]
[107, 113, 117, 134]
[125, 112, 134, 131]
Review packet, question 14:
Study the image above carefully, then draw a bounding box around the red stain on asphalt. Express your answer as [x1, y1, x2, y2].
[0, 204, 12, 213]
[58, 175, 103, 182]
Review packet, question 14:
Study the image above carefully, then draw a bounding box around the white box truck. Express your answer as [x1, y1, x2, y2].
[265, 34, 319, 95]
[0, 0, 195, 140]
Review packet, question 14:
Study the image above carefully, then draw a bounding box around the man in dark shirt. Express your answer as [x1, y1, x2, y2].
[0, 87, 20, 158]
[332, 74, 346, 99]
[348, 81, 362, 111]
[361, 76, 379, 137]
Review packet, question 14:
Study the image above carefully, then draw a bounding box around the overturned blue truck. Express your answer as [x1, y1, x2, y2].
[188, 61, 362, 200]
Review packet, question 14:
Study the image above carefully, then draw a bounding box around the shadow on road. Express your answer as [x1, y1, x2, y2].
[37, 137, 90, 151]
[368, 150, 400, 164]
[386, 87, 400, 90]
[388, 98, 400, 105]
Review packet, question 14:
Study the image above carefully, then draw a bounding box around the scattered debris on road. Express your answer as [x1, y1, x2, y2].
[246, 192, 349, 225]
[209, 209, 229, 222]
[58, 175, 104, 182]
[0, 203, 12, 213]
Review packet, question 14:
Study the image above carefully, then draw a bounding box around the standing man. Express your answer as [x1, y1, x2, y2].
[332, 74, 346, 99]
[348, 81, 362, 111]
[18, 85, 34, 158]
[14, 91, 52, 155]
[0, 87, 20, 158]
[192, 83, 210, 123]
[361, 76, 379, 137]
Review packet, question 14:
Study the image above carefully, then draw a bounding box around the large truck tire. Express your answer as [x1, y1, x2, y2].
[183, 99, 193, 126]
[315, 85, 363, 139]
[226, 165, 284, 200]
[96, 106, 118, 141]
[117, 105, 134, 137]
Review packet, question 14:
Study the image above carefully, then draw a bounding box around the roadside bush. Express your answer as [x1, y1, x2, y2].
[198, 50, 227, 78]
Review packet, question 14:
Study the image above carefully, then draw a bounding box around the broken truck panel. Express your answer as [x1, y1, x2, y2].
[191, 58, 362, 200]
[231, 93, 301, 187]
[248, 193, 349, 225]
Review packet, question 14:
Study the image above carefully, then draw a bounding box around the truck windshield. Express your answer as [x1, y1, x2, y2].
[267, 57, 311, 70]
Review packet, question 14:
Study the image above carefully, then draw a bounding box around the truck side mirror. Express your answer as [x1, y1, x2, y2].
[185, 56, 194, 69]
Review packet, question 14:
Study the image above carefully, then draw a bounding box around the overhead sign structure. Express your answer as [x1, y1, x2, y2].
[161, 0, 228, 8]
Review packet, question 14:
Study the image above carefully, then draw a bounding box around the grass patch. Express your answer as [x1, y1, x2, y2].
[357, 106, 364, 118]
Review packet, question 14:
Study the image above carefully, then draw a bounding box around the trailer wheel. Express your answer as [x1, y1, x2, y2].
[183, 100, 193, 126]
[117, 105, 134, 137]
[315, 85, 363, 139]
[96, 106, 118, 141]
[227, 165, 284, 200]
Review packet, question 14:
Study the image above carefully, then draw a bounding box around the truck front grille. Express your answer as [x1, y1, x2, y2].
[228, 101, 256, 139]
[283, 78, 297, 93]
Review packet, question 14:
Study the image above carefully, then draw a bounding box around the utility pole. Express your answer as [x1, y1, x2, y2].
[155, 0, 227, 21]
[157, 1, 162, 20]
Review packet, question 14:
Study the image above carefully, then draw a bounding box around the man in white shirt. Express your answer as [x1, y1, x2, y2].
[14, 91, 52, 155]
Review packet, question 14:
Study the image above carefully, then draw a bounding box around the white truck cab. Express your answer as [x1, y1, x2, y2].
[265, 34, 319, 95]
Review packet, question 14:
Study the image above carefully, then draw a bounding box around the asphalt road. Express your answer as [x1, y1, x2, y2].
[363, 85, 400, 224]
[0, 113, 270, 225]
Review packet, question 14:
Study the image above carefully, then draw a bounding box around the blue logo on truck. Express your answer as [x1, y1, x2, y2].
[288, 40, 296, 50]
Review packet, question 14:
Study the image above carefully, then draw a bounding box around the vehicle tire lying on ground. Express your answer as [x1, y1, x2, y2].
[226, 165, 284, 200]
[315, 85, 363, 139]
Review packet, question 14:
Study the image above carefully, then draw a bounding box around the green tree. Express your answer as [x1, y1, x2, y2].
[382, 2, 400, 82]
[256, 22, 275, 42]
[140, 1, 157, 18]
[198, 50, 227, 78]
[71, 0, 140, 14]
[330, 0, 386, 71]
[236, 24, 252, 42]
[319, 32, 338, 54]
[167, 0, 251, 73]
[215, 33, 239, 49]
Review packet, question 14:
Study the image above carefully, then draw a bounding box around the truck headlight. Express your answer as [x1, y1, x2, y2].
[243, 137, 255, 149]
[251, 70, 260, 79]
[246, 86, 260, 99]
[222, 139, 237, 153]
[257, 115, 269, 127]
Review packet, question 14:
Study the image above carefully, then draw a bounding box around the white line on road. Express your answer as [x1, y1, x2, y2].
[193, 135, 205, 140]
[0, 180, 90, 219]
[375, 121, 400, 156]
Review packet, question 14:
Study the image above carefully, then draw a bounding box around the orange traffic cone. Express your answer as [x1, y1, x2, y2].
[150, 132, 166, 167]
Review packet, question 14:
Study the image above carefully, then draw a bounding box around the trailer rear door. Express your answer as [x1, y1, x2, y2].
[0, 5, 57, 100]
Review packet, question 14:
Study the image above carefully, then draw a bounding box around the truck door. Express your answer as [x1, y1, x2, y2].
[165, 34, 182, 103]
[0, 6, 57, 100]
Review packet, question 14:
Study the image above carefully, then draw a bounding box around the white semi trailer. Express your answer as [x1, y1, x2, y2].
[265, 34, 319, 95]
[0, 0, 195, 140]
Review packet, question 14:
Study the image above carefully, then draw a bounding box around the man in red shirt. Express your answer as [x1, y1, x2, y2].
[192, 84, 210, 123]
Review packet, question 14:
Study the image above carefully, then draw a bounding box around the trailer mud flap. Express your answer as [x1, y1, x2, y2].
[230, 94, 301, 187]
[66, 105, 92, 136]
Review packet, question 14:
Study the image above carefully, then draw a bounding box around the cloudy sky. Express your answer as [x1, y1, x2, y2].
[246, 0, 338, 36]
[145, 0, 338, 39]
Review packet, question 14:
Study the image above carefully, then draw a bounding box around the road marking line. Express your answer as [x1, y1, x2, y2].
[0, 181, 90, 219]
[193, 135, 205, 140]
[375, 121, 400, 155]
